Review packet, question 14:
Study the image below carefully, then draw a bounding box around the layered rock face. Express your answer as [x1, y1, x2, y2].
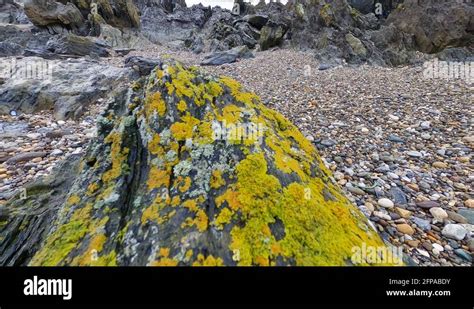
[0, 61, 397, 266]
[287, 0, 473, 65]
[288, 0, 384, 64]
[0, 57, 133, 119]
[4, 0, 471, 66]
[23, 0, 141, 34]
[138, 2, 290, 53]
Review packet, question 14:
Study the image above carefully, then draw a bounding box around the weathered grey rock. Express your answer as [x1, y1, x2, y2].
[138, 3, 212, 45]
[0, 24, 51, 57]
[348, 0, 375, 15]
[412, 217, 431, 232]
[345, 33, 367, 57]
[388, 134, 404, 143]
[458, 209, 474, 225]
[407, 150, 422, 158]
[5, 152, 48, 164]
[416, 201, 439, 209]
[24, 0, 140, 34]
[0, 0, 29, 24]
[259, 20, 288, 51]
[288, 0, 383, 64]
[201, 45, 254, 66]
[0, 57, 133, 119]
[242, 14, 268, 30]
[124, 56, 162, 77]
[441, 224, 467, 241]
[389, 187, 407, 205]
[447, 211, 468, 224]
[378, 198, 394, 209]
[454, 248, 472, 262]
[387, 0, 474, 54]
[45, 34, 110, 57]
[157, 0, 187, 14]
[24, 0, 85, 31]
[429, 207, 448, 222]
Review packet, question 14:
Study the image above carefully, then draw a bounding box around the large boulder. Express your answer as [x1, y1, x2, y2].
[0, 59, 397, 266]
[201, 45, 254, 65]
[258, 20, 288, 51]
[0, 57, 132, 119]
[23, 0, 140, 35]
[368, 23, 418, 66]
[45, 33, 110, 57]
[23, 0, 85, 32]
[242, 14, 269, 30]
[387, 0, 474, 54]
[137, 3, 212, 45]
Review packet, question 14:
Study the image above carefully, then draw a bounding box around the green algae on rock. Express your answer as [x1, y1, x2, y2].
[0, 59, 401, 266]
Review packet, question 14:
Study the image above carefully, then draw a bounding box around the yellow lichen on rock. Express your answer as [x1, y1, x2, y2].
[150, 247, 179, 266]
[147, 166, 170, 191]
[145, 92, 166, 118]
[101, 132, 130, 184]
[223, 152, 395, 266]
[210, 170, 225, 189]
[192, 254, 224, 266]
[170, 114, 200, 141]
[20, 60, 399, 267]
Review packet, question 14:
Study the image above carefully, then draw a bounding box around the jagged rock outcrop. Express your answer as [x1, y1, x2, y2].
[24, 0, 86, 32]
[45, 33, 110, 56]
[0, 0, 29, 24]
[24, 0, 140, 33]
[137, 2, 212, 45]
[348, 0, 402, 17]
[160, 0, 187, 13]
[0, 59, 397, 266]
[286, 0, 473, 66]
[386, 0, 474, 54]
[287, 0, 386, 65]
[138, 2, 290, 54]
[0, 0, 148, 55]
[201, 45, 254, 65]
[0, 24, 51, 57]
[348, 0, 375, 14]
[255, 2, 290, 51]
[0, 57, 133, 119]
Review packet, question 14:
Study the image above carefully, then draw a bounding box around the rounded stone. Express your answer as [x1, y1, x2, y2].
[441, 224, 467, 241]
[465, 199, 474, 208]
[429, 207, 448, 221]
[378, 198, 394, 209]
[397, 223, 415, 235]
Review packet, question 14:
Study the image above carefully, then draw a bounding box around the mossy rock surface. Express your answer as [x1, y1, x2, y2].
[0, 59, 398, 266]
